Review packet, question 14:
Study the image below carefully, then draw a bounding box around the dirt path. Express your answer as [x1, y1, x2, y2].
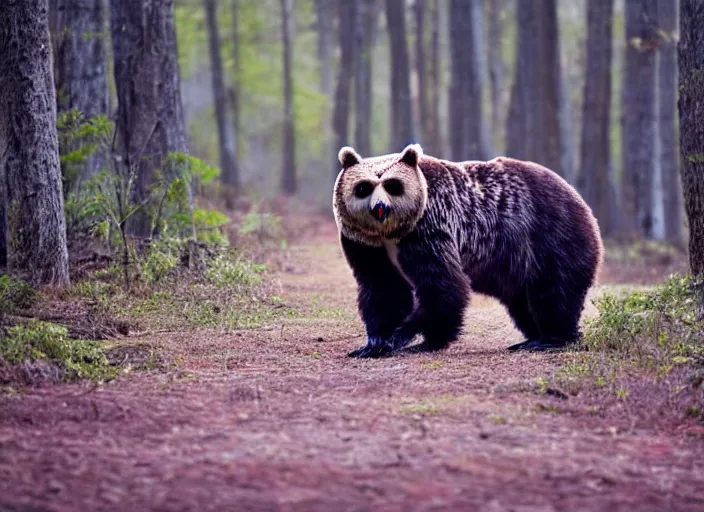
[2, 222, 703, 511]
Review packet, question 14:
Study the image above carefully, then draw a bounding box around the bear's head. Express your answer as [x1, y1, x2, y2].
[332, 144, 428, 246]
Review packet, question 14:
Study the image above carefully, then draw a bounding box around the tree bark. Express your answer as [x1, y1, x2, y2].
[204, 0, 239, 198]
[110, 0, 189, 238]
[230, 0, 241, 174]
[53, 0, 109, 183]
[487, 0, 506, 156]
[449, 0, 489, 161]
[281, 0, 296, 195]
[385, 0, 414, 151]
[657, 0, 684, 244]
[0, 0, 70, 287]
[678, 0, 704, 276]
[354, 0, 380, 156]
[579, 0, 615, 237]
[427, 0, 442, 156]
[315, 0, 334, 99]
[414, 0, 428, 146]
[332, 0, 356, 175]
[621, 0, 658, 238]
[506, 0, 564, 174]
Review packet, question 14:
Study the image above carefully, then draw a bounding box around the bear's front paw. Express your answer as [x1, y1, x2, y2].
[347, 337, 393, 358]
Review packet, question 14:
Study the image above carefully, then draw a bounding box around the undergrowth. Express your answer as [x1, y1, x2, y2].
[1, 321, 116, 382]
[552, 275, 704, 424]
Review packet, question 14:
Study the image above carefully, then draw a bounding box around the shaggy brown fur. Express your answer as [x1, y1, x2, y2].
[333, 144, 604, 358]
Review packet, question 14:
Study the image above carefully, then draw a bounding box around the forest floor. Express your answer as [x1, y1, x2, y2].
[1, 216, 704, 512]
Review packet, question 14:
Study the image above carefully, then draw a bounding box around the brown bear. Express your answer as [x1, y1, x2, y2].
[333, 144, 603, 358]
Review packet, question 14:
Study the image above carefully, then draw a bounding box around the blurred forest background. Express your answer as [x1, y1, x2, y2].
[168, 0, 683, 242]
[59, 0, 687, 235]
[1, 0, 703, 290]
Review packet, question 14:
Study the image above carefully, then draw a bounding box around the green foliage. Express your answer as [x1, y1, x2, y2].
[584, 275, 703, 361]
[57, 110, 113, 193]
[205, 254, 266, 291]
[0, 276, 37, 316]
[0, 321, 116, 381]
[141, 238, 183, 284]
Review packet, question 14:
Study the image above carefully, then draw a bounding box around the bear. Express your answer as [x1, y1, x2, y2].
[332, 143, 603, 358]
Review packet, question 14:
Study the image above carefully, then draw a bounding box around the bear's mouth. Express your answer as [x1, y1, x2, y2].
[370, 202, 389, 223]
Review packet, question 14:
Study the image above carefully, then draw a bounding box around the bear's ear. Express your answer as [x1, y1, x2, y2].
[399, 144, 423, 167]
[338, 146, 362, 169]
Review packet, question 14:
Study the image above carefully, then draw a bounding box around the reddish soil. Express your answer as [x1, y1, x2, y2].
[1, 220, 703, 511]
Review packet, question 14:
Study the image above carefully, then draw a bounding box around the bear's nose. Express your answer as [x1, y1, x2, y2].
[371, 202, 389, 222]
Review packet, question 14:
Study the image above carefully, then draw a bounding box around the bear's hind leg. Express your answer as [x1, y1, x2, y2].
[509, 277, 587, 352]
[505, 290, 542, 348]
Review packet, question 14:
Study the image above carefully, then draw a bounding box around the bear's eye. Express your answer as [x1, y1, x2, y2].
[354, 181, 374, 199]
[383, 178, 404, 196]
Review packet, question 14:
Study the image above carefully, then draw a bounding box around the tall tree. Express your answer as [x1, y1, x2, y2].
[621, 0, 658, 238]
[354, 0, 380, 156]
[230, 0, 241, 175]
[678, 0, 704, 276]
[657, 0, 684, 244]
[487, 0, 506, 155]
[427, 0, 442, 155]
[315, 0, 334, 99]
[204, 0, 239, 200]
[281, 0, 296, 195]
[506, 0, 564, 174]
[579, 0, 615, 237]
[110, 0, 189, 238]
[332, 0, 357, 177]
[414, 0, 429, 146]
[53, 0, 109, 183]
[0, 0, 70, 286]
[449, 0, 489, 161]
[385, 0, 414, 151]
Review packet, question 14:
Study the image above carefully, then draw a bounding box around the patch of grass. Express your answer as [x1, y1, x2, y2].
[421, 360, 444, 371]
[584, 274, 703, 361]
[550, 275, 704, 424]
[0, 276, 37, 315]
[0, 320, 116, 381]
[400, 402, 440, 417]
[489, 415, 508, 425]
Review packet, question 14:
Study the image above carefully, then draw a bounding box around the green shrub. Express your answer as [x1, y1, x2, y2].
[205, 253, 266, 291]
[1, 321, 116, 381]
[0, 275, 37, 315]
[584, 275, 704, 362]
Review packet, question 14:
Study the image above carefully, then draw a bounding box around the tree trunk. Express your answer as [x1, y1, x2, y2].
[427, 0, 442, 156]
[332, 0, 356, 175]
[678, 0, 704, 276]
[449, 0, 489, 161]
[315, 0, 334, 99]
[110, 0, 189, 239]
[53, 0, 109, 184]
[487, 0, 506, 156]
[414, 0, 428, 146]
[621, 0, 658, 238]
[0, 182, 5, 268]
[657, 0, 684, 244]
[0, 0, 70, 287]
[204, 0, 239, 199]
[281, 0, 296, 195]
[579, 0, 615, 237]
[354, 0, 380, 156]
[506, 0, 564, 174]
[230, 0, 241, 175]
[385, 0, 414, 151]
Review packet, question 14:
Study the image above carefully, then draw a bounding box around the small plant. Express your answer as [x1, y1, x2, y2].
[583, 274, 703, 361]
[0, 321, 116, 381]
[205, 253, 266, 292]
[0, 275, 37, 317]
